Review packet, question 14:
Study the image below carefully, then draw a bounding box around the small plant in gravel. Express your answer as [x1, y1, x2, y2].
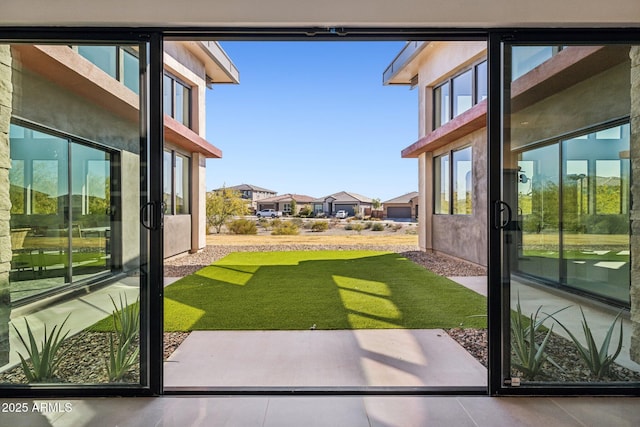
[227, 218, 258, 235]
[371, 222, 385, 231]
[550, 307, 623, 379]
[511, 296, 567, 380]
[13, 314, 71, 382]
[311, 221, 329, 232]
[271, 221, 299, 235]
[105, 294, 140, 382]
[351, 223, 364, 234]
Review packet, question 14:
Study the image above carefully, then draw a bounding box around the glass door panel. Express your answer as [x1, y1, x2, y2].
[501, 41, 640, 389]
[0, 40, 151, 390]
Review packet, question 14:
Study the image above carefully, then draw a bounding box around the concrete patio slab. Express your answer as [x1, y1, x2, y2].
[164, 329, 487, 388]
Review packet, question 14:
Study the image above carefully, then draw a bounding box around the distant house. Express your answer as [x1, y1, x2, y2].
[313, 191, 373, 217]
[215, 184, 277, 211]
[383, 192, 419, 220]
[256, 194, 316, 215]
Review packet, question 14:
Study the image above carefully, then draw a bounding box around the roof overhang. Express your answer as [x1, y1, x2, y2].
[182, 41, 240, 85]
[383, 41, 429, 86]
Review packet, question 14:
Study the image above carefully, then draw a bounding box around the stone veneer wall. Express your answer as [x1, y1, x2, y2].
[0, 45, 11, 365]
[631, 46, 640, 364]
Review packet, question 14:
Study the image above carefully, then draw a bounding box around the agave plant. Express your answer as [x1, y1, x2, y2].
[105, 294, 140, 382]
[511, 296, 568, 380]
[109, 294, 140, 346]
[106, 333, 140, 382]
[551, 307, 623, 379]
[12, 314, 71, 382]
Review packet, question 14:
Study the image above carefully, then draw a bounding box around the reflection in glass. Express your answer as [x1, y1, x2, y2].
[434, 154, 449, 214]
[505, 43, 638, 386]
[452, 69, 472, 117]
[453, 147, 472, 214]
[434, 84, 449, 128]
[563, 125, 630, 304]
[163, 150, 173, 214]
[1, 42, 143, 387]
[175, 154, 189, 214]
[517, 144, 560, 283]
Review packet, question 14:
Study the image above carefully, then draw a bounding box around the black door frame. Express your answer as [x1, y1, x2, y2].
[487, 28, 640, 396]
[1, 26, 640, 397]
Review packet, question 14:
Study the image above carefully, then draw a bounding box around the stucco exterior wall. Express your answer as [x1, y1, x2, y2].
[431, 128, 487, 266]
[0, 45, 11, 365]
[164, 214, 192, 258]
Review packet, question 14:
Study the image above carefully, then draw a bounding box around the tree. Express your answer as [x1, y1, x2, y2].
[372, 198, 381, 210]
[206, 187, 249, 234]
[290, 199, 297, 216]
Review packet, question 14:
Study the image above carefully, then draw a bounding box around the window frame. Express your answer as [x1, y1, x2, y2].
[432, 59, 487, 130]
[433, 145, 473, 215]
[163, 72, 192, 128]
[163, 148, 191, 215]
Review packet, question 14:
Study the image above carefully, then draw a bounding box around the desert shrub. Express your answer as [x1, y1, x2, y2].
[228, 218, 258, 235]
[351, 223, 364, 234]
[311, 221, 329, 232]
[391, 223, 403, 232]
[298, 205, 313, 217]
[290, 218, 304, 228]
[258, 218, 270, 230]
[344, 223, 353, 230]
[363, 222, 372, 229]
[371, 222, 385, 231]
[405, 227, 418, 235]
[271, 221, 299, 235]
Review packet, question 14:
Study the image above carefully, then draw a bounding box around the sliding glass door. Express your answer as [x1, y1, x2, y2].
[494, 34, 640, 392]
[0, 36, 160, 394]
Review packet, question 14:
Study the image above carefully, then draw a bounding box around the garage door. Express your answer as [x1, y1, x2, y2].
[387, 207, 412, 218]
[334, 204, 355, 215]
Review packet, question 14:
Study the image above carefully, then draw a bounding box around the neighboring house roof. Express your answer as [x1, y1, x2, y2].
[257, 193, 316, 204]
[314, 191, 373, 204]
[221, 184, 277, 194]
[383, 191, 419, 204]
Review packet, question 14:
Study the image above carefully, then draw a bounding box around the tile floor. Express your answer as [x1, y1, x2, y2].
[1, 395, 639, 426]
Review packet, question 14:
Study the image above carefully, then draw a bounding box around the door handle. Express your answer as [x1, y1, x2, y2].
[141, 201, 163, 230]
[493, 200, 513, 230]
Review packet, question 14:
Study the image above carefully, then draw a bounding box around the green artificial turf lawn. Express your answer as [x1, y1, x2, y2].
[160, 250, 487, 331]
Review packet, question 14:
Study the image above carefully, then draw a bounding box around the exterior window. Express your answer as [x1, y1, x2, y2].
[512, 46, 561, 80]
[77, 46, 139, 94]
[452, 69, 473, 117]
[434, 154, 450, 214]
[163, 150, 173, 214]
[434, 84, 450, 128]
[164, 73, 192, 128]
[475, 61, 487, 101]
[175, 154, 190, 214]
[433, 60, 486, 129]
[453, 147, 473, 214]
[78, 45, 117, 78]
[164, 149, 191, 215]
[283, 203, 292, 214]
[435, 147, 473, 215]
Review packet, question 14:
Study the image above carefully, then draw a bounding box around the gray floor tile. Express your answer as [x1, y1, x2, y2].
[458, 396, 585, 427]
[551, 397, 640, 427]
[364, 396, 476, 427]
[263, 397, 369, 427]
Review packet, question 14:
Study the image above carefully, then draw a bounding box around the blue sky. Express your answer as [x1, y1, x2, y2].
[205, 41, 418, 202]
